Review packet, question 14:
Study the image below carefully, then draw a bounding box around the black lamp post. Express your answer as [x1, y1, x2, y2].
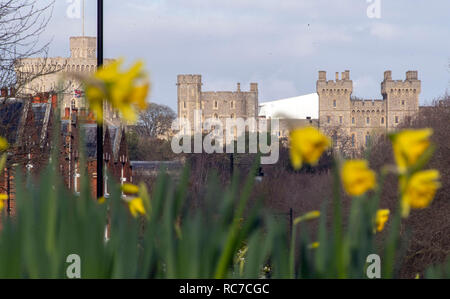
[96, 0, 104, 199]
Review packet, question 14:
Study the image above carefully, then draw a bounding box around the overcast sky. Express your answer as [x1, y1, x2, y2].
[41, 0, 450, 111]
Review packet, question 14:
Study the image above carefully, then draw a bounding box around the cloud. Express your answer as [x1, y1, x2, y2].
[370, 23, 401, 40]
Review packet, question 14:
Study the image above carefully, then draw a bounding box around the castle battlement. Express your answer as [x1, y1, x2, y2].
[177, 74, 202, 85]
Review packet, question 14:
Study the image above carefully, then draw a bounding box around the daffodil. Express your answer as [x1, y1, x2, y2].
[84, 59, 150, 123]
[0, 137, 8, 152]
[374, 209, 390, 232]
[98, 196, 106, 204]
[128, 197, 146, 217]
[0, 194, 7, 211]
[308, 242, 320, 249]
[391, 129, 432, 173]
[122, 183, 139, 195]
[294, 210, 320, 225]
[401, 170, 441, 217]
[289, 127, 331, 170]
[341, 160, 376, 196]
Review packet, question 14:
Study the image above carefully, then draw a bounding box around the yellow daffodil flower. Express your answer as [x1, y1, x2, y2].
[391, 129, 432, 173]
[341, 160, 376, 196]
[375, 209, 390, 232]
[122, 183, 139, 195]
[84, 59, 150, 123]
[294, 210, 320, 225]
[0, 137, 9, 152]
[289, 127, 331, 170]
[308, 242, 320, 249]
[0, 194, 7, 211]
[128, 197, 146, 218]
[98, 196, 106, 204]
[401, 170, 441, 217]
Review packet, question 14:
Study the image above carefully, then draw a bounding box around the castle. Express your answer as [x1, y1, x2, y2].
[15, 36, 120, 127]
[177, 70, 421, 149]
[317, 70, 420, 148]
[177, 75, 259, 134]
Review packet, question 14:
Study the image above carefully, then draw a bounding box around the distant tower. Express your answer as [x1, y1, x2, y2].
[177, 75, 202, 127]
[70, 36, 97, 59]
[316, 70, 353, 130]
[381, 70, 421, 129]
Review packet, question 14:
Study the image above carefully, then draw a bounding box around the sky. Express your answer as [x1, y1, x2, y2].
[40, 0, 450, 111]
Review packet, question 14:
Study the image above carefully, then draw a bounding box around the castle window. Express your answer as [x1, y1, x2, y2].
[214, 113, 218, 119]
[231, 101, 235, 109]
[351, 134, 355, 147]
[366, 117, 370, 124]
[327, 116, 331, 124]
[395, 116, 399, 124]
[214, 101, 218, 109]
[381, 117, 385, 124]
[183, 101, 186, 109]
[333, 100, 336, 108]
[231, 113, 235, 119]
[352, 117, 355, 124]
[402, 100, 405, 105]
[339, 116, 343, 124]
[365, 133, 370, 147]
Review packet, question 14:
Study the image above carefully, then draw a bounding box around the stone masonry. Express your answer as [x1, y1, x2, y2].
[177, 75, 259, 134]
[15, 36, 119, 126]
[317, 70, 420, 148]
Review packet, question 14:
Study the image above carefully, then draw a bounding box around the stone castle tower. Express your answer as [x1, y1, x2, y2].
[317, 70, 420, 148]
[16, 36, 119, 126]
[177, 74, 259, 134]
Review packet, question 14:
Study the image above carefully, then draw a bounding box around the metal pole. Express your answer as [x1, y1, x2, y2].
[96, 0, 104, 199]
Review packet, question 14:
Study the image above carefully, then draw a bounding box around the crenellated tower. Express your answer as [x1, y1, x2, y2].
[177, 74, 202, 127]
[381, 70, 421, 129]
[316, 70, 353, 131]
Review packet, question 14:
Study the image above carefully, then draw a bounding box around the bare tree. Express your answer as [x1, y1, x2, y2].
[136, 103, 176, 138]
[0, 0, 57, 97]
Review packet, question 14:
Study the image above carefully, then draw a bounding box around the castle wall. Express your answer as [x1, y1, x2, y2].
[317, 70, 420, 149]
[177, 75, 258, 134]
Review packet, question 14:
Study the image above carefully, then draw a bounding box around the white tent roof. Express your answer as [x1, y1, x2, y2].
[258, 93, 319, 119]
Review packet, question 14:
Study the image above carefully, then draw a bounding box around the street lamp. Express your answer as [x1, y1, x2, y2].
[96, 0, 104, 199]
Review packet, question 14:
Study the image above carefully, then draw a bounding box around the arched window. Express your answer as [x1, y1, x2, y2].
[351, 134, 355, 147]
[352, 117, 355, 124]
[231, 101, 235, 109]
[366, 117, 370, 124]
[333, 100, 336, 108]
[214, 101, 218, 109]
[381, 117, 385, 125]
[365, 133, 370, 147]
[213, 113, 218, 119]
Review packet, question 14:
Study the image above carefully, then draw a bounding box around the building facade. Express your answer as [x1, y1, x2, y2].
[317, 70, 420, 148]
[0, 93, 132, 220]
[177, 75, 259, 134]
